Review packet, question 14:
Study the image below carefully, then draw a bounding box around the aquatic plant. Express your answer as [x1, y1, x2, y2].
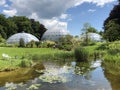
[74, 47, 89, 62]
[5, 82, 17, 90]
[39, 75, 67, 84]
[27, 84, 41, 90]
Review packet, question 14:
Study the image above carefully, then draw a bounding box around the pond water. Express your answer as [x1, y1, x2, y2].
[0, 59, 119, 90]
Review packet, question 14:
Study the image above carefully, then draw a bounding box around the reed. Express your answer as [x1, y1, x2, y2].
[74, 47, 89, 62]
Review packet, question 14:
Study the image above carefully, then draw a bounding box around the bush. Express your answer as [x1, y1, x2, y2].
[19, 38, 25, 47]
[74, 47, 89, 62]
[0, 43, 6, 47]
[96, 43, 109, 50]
[19, 60, 28, 67]
[39, 40, 55, 48]
[26, 40, 37, 48]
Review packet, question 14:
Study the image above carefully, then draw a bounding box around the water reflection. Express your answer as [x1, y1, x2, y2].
[0, 60, 116, 90]
[102, 60, 120, 90]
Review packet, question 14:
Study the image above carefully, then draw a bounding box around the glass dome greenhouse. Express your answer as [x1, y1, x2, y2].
[7, 32, 39, 44]
[41, 29, 69, 41]
[80, 33, 102, 42]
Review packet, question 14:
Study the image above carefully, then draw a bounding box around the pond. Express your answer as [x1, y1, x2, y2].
[0, 59, 119, 90]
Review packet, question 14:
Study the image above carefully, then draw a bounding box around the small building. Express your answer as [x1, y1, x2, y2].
[7, 32, 39, 44]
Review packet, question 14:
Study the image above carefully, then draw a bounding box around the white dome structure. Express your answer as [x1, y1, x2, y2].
[7, 32, 39, 44]
[41, 29, 69, 41]
[80, 33, 102, 42]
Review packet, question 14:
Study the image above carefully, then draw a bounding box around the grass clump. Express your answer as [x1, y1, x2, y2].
[74, 47, 89, 62]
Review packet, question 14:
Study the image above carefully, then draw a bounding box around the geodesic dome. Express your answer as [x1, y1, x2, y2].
[7, 32, 39, 44]
[41, 29, 69, 41]
[80, 33, 102, 42]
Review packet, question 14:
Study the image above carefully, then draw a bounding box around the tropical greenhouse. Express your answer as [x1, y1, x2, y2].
[41, 29, 69, 41]
[7, 32, 39, 44]
[80, 33, 102, 42]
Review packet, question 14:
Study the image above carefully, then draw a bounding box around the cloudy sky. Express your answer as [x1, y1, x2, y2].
[0, 0, 118, 36]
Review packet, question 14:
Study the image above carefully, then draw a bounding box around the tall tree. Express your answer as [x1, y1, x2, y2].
[0, 14, 47, 40]
[9, 16, 33, 33]
[30, 19, 47, 40]
[104, 0, 120, 41]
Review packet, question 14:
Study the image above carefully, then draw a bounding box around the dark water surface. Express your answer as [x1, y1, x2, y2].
[0, 60, 119, 90]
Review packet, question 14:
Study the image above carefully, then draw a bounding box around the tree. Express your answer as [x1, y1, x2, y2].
[104, 19, 120, 41]
[104, 0, 120, 41]
[57, 35, 74, 51]
[0, 14, 47, 40]
[0, 25, 7, 39]
[19, 38, 25, 47]
[87, 27, 97, 33]
[0, 35, 5, 43]
[81, 23, 91, 45]
[30, 19, 47, 40]
[9, 16, 33, 33]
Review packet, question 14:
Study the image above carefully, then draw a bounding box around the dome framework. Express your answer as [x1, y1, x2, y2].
[80, 33, 102, 42]
[7, 32, 39, 44]
[41, 29, 69, 41]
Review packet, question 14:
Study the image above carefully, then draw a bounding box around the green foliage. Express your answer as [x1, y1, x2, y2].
[104, 1, 120, 41]
[104, 19, 120, 41]
[31, 51, 74, 61]
[96, 42, 109, 50]
[0, 35, 5, 43]
[19, 60, 28, 67]
[81, 23, 98, 46]
[19, 38, 25, 47]
[57, 35, 74, 51]
[102, 41, 120, 61]
[74, 47, 89, 62]
[0, 14, 47, 40]
[39, 40, 56, 48]
[87, 27, 97, 33]
[26, 40, 37, 48]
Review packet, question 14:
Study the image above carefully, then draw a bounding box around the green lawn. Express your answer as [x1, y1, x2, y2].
[0, 47, 64, 59]
[0, 47, 70, 71]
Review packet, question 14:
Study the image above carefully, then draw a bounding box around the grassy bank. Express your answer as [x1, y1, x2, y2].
[0, 41, 119, 71]
[0, 48, 74, 71]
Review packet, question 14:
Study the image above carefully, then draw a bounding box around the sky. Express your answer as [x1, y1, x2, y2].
[0, 0, 118, 36]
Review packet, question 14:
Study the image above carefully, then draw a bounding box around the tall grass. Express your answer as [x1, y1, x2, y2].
[74, 47, 89, 62]
[31, 51, 74, 61]
[103, 41, 120, 61]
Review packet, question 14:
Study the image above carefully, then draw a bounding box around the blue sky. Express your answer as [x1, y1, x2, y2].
[0, 0, 118, 36]
[67, 2, 117, 35]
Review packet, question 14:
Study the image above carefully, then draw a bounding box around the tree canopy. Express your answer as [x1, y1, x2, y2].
[0, 14, 47, 40]
[104, 0, 120, 41]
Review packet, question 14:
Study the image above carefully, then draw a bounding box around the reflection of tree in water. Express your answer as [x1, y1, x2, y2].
[102, 61, 120, 90]
[75, 61, 95, 80]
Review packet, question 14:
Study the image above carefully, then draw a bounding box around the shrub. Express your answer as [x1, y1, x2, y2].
[19, 38, 25, 47]
[26, 40, 37, 48]
[96, 43, 109, 50]
[19, 60, 27, 67]
[74, 47, 89, 62]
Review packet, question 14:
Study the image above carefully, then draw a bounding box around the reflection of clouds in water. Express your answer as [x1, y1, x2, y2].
[91, 60, 101, 68]
[3, 60, 112, 90]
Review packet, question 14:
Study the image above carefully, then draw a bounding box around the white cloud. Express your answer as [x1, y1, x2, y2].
[60, 14, 68, 19]
[3, 9, 17, 16]
[0, 0, 6, 6]
[40, 18, 68, 32]
[3, 0, 115, 33]
[29, 13, 68, 33]
[9, 0, 115, 19]
[88, 9, 96, 13]
[75, 0, 115, 7]
[4, 4, 9, 8]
